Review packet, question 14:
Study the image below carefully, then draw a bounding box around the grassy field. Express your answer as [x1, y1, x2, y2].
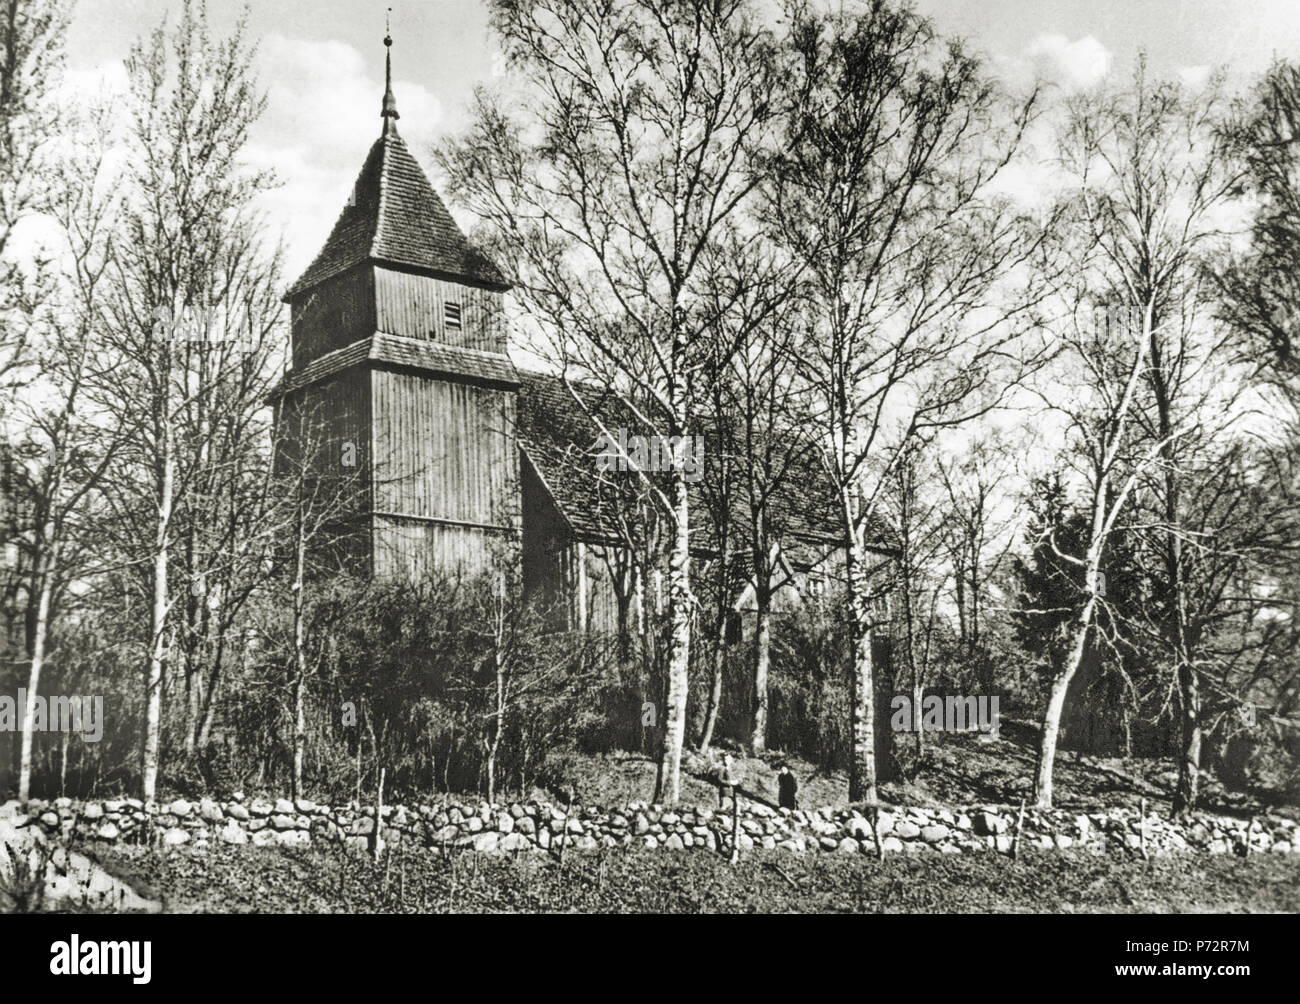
[91, 841, 1300, 913]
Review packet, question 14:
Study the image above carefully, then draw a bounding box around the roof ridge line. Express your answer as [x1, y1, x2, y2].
[370, 132, 393, 261]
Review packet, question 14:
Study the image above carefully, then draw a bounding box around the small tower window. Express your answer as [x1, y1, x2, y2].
[444, 302, 462, 331]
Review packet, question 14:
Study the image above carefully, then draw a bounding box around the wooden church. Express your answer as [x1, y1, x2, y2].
[272, 35, 871, 637]
[275, 34, 519, 582]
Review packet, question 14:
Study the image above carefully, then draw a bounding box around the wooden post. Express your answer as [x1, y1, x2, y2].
[728, 789, 742, 865]
[869, 805, 884, 861]
[1139, 797, 1148, 860]
[372, 766, 386, 864]
[1011, 798, 1026, 861]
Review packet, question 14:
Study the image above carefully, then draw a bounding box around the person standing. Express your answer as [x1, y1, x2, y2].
[777, 764, 798, 810]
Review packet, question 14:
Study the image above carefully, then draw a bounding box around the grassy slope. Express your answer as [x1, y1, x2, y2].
[94, 842, 1300, 914]
[541, 724, 1293, 819]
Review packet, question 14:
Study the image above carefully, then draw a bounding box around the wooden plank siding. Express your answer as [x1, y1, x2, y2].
[374, 266, 505, 352]
[372, 516, 510, 579]
[275, 366, 374, 575]
[289, 265, 375, 369]
[370, 368, 519, 580]
[371, 370, 518, 525]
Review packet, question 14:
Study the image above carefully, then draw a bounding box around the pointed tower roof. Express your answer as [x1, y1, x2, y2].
[285, 33, 509, 300]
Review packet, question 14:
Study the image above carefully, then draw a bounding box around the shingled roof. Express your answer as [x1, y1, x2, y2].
[285, 42, 508, 300]
[270, 333, 520, 399]
[515, 371, 892, 564]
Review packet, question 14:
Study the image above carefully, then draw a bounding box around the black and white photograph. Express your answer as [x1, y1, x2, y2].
[0, 0, 1296, 963]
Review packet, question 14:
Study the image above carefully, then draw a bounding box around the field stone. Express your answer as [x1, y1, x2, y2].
[971, 811, 1005, 836]
[499, 832, 529, 852]
[226, 803, 250, 821]
[96, 822, 120, 841]
[162, 827, 190, 846]
[894, 821, 921, 840]
[921, 825, 949, 843]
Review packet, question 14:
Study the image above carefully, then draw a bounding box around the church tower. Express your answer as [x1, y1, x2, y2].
[277, 31, 519, 580]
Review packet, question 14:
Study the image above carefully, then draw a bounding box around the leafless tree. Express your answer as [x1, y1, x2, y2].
[1044, 61, 1244, 810]
[89, 2, 279, 801]
[0, 0, 69, 410]
[12, 102, 123, 802]
[440, 0, 778, 804]
[770, 0, 1053, 801]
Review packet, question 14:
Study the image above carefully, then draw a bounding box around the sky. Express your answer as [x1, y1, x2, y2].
[56, 0, 1300, 285]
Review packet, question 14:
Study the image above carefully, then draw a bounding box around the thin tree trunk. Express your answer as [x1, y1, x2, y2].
[291, 523, 307, 802]
[142, 429, 174, 803]
[750, 594, 770, 754]
[847, 539, 877, 803]
[1034, 598, 1095, 807]
[18, 548, 55, 803]
[1173, 660, 1202, 815]
[698, 619, 725, 755]
[656, 472, 692, 806]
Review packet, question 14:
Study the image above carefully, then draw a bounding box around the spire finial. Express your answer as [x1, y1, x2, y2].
[382, 8, 399, 133]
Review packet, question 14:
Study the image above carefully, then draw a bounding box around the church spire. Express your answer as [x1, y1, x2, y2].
[382, 9, 399, 134]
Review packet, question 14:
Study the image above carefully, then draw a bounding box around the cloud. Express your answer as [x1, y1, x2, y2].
[250, 33, 446, 282]
[1025, 34, 1112, 92]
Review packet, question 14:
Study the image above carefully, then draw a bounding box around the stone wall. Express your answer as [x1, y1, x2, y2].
[12, 796, 1300, 858]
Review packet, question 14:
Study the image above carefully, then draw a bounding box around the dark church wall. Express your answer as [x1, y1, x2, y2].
[289, 265, 376, 369]
[520, 454, 571, 616]
[274, 366, 375, 576]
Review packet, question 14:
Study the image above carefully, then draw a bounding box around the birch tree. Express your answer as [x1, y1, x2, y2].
[771, 0, 1052, 801]
[440, 0, 778, 804]
[13, 104, 124, 801]
[0, 0, 69, 409]
[1044, 62, 1242, 810]
[92, 2, 277, 801]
